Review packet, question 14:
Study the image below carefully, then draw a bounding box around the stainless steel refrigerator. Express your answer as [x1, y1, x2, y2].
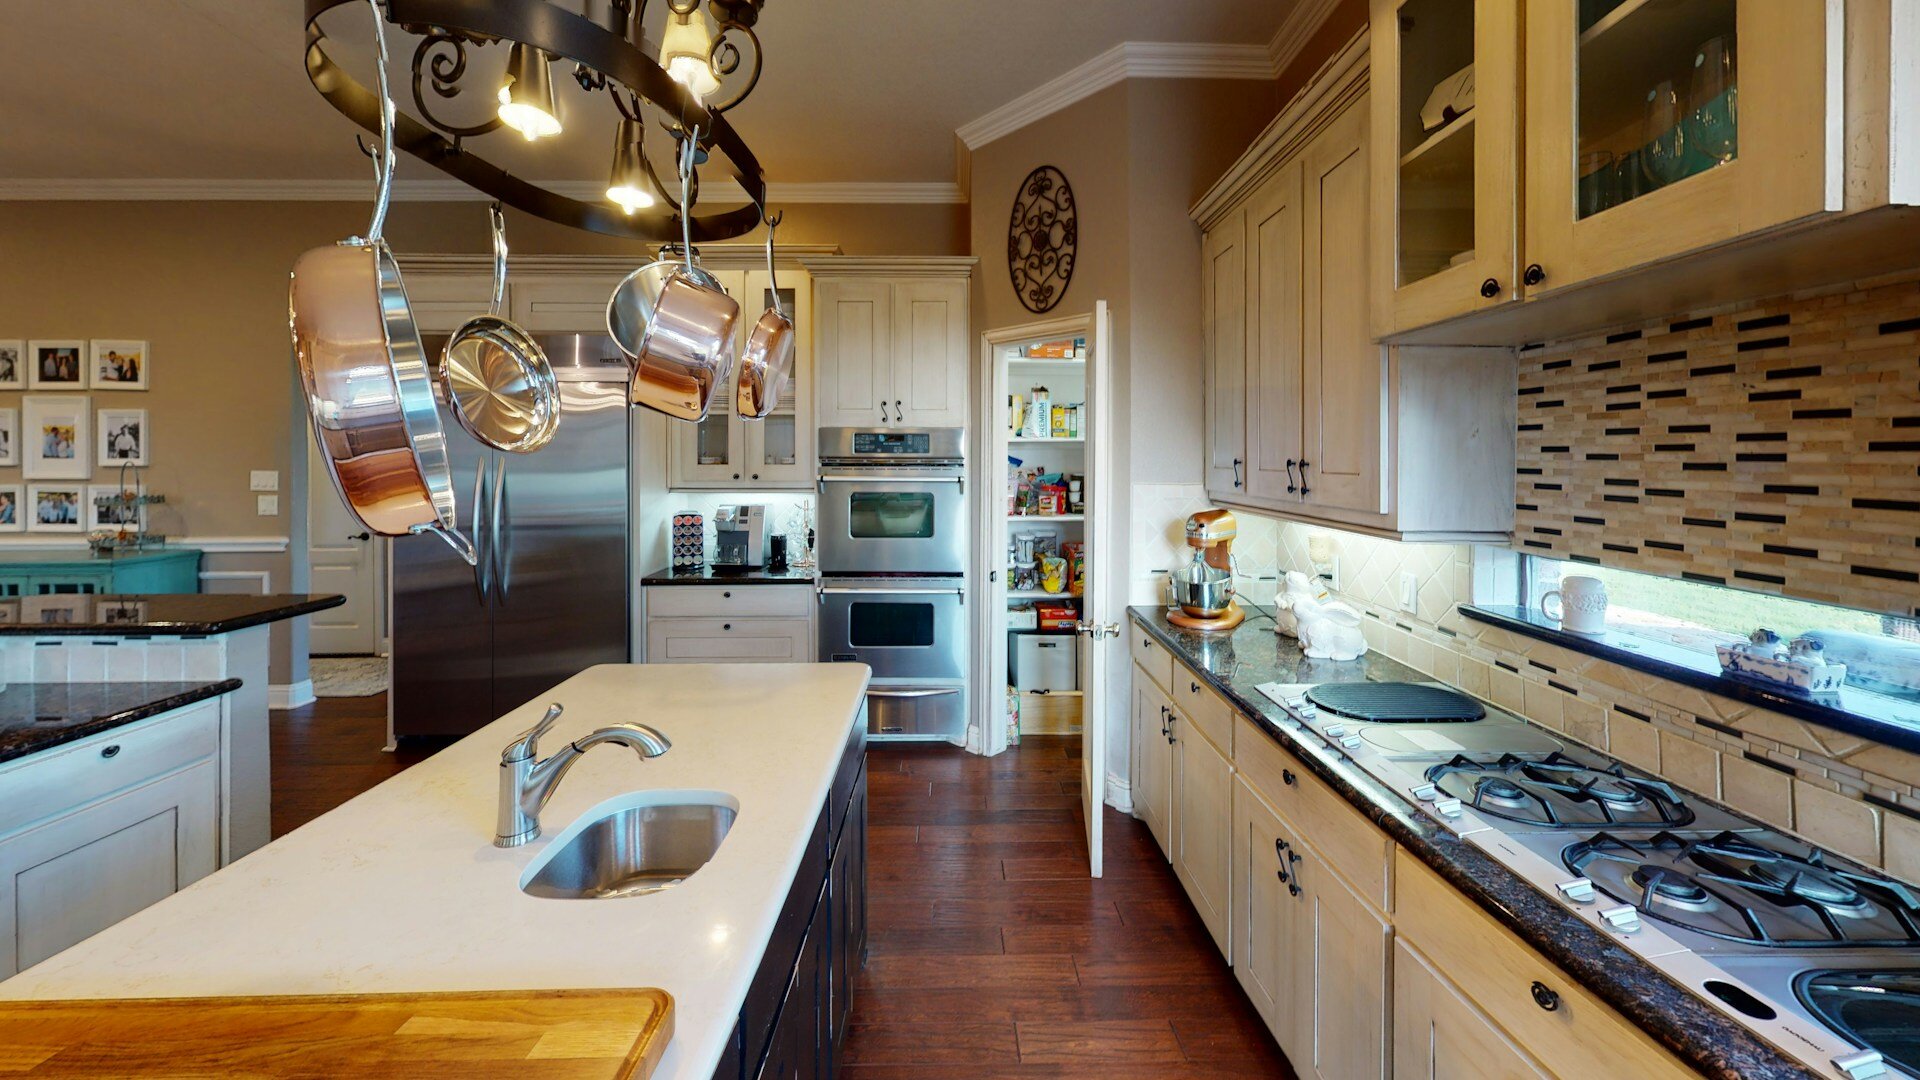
[391, 334, 632, 739]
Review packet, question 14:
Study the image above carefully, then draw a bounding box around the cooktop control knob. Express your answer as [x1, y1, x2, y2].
[1322, 724, 1348, 738]
[1832, 1050, 1888, 1079]
[1433, 798, 1463, 819]
[1409, 783, 1438, 802]
[1555, 878, 1596, 904]
[1340, 735, 1363, 749]
[1599, 905, 1641, 933]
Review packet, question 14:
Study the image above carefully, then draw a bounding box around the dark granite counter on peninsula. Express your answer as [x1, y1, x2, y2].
[1128, 603, 1819, 1080]
[0, 594, 343, 636]
[642, 565, 818, 587]
[0, 679, 242, 765]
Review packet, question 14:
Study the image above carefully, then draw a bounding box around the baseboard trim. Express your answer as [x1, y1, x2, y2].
[1104, 772, 1134, 815]
[269, 680, 315, 710]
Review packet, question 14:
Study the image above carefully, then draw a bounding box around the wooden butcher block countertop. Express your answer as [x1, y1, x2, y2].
[0, 988, 672, 1078]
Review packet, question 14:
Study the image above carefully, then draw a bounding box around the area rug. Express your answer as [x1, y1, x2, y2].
[310, 656, 389, 698]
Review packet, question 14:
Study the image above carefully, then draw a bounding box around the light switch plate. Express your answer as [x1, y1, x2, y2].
[256, 494, 279, 516]
[249, 470, 280, 492]
[1398, 571, 1419, 615]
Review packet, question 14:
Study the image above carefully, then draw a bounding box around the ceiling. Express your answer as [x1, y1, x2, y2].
[0, 0, 1297, 190]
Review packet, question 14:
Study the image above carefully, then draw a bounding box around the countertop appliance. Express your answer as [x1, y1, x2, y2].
[714, 504, 769, 569]
[818, 427, 968, 741]
[1168, 508, 1243, 632]
[391, 334, 631, 740]
[1256, 679, 1911, 1079]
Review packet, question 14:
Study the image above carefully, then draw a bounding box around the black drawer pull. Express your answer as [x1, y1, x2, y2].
[1523, 263, 1546, 287]
[1283, 768, 1296, 786]
[1480, 277, 1500, 299]
[723, 623, 733, 631]
[723, 591, 732, 598]
[1530, 981, 1561, 1012]
[1190, 681, 1200, 693]
[100, 745, 121, 759]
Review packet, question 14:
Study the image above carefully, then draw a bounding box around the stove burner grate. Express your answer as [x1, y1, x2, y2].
[1425, 752, 1696, 828]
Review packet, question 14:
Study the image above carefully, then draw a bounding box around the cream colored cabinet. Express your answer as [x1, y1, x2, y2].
[669, 269, 815, 489]
[1369, 0, 1522, 334]
[1295, 838, 1392, 1080]
[1242, 165, 1304, 504]
[1202, 209, 1249, 495]
[1232, 774, 1302, 1036]
[1394, 938, 1550, 1080]
[1132, 670, 1174, 861]
[805, 260, 974, 430]
[1171, 715, 1233, 958]
[642, 584, 815, 664]
[0, 703, 222, 977]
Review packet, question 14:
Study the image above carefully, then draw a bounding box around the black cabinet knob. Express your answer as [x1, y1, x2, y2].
[1530, 981, 1561, 1012]
[732, 473, 740, 480]
[752, 474, 759, 480]
[1480, 277, 1500, 298]
[1523, 263, 1546, 286]
[1283, 768, 1296, 786]
[723, 623, 733, 631]
[722, 591, 732, 598]
[1190, 681, 1199, 693]
[100, 744, 121, 759]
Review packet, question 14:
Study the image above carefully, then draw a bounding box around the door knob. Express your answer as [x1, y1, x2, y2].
[349, 531, 370, 541]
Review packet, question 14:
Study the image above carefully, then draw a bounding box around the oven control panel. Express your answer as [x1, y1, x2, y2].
[852, 431, 931, 455]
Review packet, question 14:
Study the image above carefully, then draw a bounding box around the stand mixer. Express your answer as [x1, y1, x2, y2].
[1166, 508, 1244, 631]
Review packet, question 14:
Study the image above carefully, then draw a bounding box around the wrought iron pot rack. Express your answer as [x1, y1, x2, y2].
[303, 0, 767, 241]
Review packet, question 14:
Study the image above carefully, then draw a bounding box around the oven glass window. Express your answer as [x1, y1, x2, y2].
[848, 493, 935, 539]
[849, 602, 935, 648]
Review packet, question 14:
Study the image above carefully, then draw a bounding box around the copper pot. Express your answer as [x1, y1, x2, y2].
[736, 212, 795, 419]
[289, 0, 473, 564]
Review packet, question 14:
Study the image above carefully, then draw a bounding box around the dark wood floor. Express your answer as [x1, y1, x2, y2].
[268, 702, 1291, 1076]
[844, 737, 1293, 1078]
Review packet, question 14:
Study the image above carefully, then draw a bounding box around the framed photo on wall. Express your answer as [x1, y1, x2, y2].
[22, 396, 88, 479]
[0, 408, 17, 468]
[97, 408, 147, 466]
[90, 340, 147, 391]
[27, 484, 85, 533]
[0, 485, 23, 533]
[0, 342, 23, 390]
[26, 340, 86, 390]
[88, 485, 146, 531]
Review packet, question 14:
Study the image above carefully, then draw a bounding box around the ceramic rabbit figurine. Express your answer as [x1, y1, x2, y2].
[1271, 571, 1324, 639]
[1297, 600, 1369, 661]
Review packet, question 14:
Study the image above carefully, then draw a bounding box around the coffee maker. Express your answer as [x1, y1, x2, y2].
[714, 504, 770, 569]
[1167, 508, 1244, 631]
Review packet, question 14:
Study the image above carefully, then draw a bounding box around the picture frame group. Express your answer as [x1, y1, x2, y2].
[0, 340, 149, 391]
[0, 399, 152, 480]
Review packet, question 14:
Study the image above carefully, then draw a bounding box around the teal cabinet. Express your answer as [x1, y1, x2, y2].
[0, 550, 202, 595]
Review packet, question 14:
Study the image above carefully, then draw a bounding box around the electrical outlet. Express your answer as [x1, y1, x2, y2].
[249, 470, 279, 492]
[1398, 571, 1419, 615]
[256, 494, 279, 516]
[1319, 555, 1342, 594]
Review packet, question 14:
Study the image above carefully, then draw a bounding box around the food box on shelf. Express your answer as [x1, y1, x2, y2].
[1034, 599, 1079, 631]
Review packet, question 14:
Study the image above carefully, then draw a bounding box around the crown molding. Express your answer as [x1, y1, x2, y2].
[1268, 0, 1343, 77]
[0, 178, 966, 205]
[955, 40, 1278, 151]
[402, 246, 845, 276]
[798, 256, 979, 277]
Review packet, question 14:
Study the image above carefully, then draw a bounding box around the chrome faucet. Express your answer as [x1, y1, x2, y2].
[495, 703, 671, 847]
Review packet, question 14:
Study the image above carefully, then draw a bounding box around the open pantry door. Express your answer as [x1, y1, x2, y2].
[1076, 300, 1115, 878]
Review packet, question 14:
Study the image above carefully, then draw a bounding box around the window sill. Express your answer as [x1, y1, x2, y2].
[1460, 605, 1920, 759]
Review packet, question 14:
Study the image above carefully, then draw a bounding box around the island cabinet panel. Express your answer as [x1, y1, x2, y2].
[1393, 938, 1550, 1080]
[1394, 850, 1695, 1078]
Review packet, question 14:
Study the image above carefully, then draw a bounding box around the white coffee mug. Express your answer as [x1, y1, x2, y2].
[1541, 575, 1608, 634]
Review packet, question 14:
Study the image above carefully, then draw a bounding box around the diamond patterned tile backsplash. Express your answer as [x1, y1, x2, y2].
[1514, 271, 1920, 618]
[1221, 509, 1920, 884]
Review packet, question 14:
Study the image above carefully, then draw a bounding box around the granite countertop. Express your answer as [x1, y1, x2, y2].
[0, 594, 344, 636]
[1128, 604, 1818, 1080]
[0, 679, 243, 764]
[642, 565, 819, 587]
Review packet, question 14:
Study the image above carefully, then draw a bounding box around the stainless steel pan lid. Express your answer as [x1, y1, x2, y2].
[441, 204, 561, 454]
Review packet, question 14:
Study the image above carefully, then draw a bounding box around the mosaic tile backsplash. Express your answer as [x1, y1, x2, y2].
[1514, 271, 1920, 619]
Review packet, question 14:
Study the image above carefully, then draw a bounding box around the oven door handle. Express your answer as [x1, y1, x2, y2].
[868, 687, 963, 698]
[817, 474, 965, 484]
[819, 586, 966, 597]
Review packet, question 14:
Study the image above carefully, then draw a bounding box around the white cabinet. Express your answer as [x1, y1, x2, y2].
[669, 269, 816, 490]
[0, 703, 221, 977]
[642, 584, 815, 664]
[1132, 669, 1174, 861]
[805, 259, 975, 430]
[1394, 938, 1550, 1080]
[1172, 716, 1233, 958]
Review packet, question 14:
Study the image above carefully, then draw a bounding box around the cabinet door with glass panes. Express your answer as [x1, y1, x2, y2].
[1523, 0, 1835, 296]
[668, 270, 750, 488]
[1369, 0, 1521, 335]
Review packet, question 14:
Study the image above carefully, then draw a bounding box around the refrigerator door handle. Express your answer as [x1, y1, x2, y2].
[471, 457, 491, 606]
[492, 455, 509, 606]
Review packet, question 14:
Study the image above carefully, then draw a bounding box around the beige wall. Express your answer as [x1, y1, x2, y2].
[0, 198, 965, 684]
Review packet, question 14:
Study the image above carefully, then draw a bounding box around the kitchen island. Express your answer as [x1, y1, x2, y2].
[0, 662, 871, 1080]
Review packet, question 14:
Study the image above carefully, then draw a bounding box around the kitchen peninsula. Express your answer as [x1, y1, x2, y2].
[0, 662, 872, 1080]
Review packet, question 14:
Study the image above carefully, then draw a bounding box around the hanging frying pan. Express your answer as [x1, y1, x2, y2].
[736, 209, 796, 419]
[440, 203, 561, 454]
[605, 132, 739, 421]
[290, 0, 474, 564]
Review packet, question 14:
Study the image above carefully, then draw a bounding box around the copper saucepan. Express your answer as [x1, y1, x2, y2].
[290, 0, 474, 564]
[736, 209, 796, 419]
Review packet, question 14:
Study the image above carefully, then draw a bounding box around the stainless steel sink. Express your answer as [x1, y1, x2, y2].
[520, 795, 737, 900]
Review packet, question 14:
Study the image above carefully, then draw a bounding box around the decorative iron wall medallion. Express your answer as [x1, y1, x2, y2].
[1009, 166, 1077, 313]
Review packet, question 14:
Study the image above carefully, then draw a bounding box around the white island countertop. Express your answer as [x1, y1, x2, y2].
[0, 662, 871, 1080]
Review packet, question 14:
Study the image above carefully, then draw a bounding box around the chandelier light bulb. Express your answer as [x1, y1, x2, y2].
[660, 9, 721, 101]
[496, 42, 562, 140]
[606, 118, 656, 214]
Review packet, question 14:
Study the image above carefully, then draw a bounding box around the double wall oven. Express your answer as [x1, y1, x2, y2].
[817, 427, 968, 741]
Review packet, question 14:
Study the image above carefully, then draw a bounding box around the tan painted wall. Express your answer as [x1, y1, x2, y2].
[0, 199, 964, 684]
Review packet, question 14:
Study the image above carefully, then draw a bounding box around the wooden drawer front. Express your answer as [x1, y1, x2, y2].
[1129, 626, 1173, 692]
[1233, 713, 1392, 910]
[648, 585, 814, 619]
[647, 618, 813, 664]
[1394, 851, 1694, 1079]
[0, 701, 220, 838]
[1173, 667, 1232, 756]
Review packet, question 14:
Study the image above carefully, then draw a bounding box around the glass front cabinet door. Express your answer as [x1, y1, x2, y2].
[1522, 0, 1836, 295]
[1369, 0, 1521, 336]
[667, 267, 814, 490]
